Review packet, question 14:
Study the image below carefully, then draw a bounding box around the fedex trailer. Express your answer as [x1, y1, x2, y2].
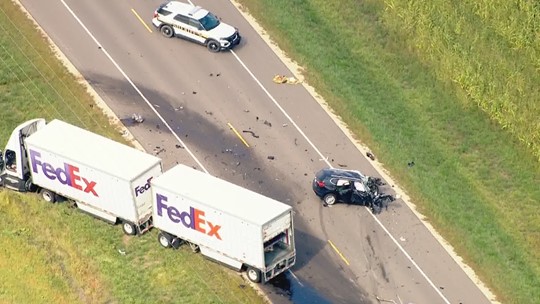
[0, 119, 162, 235]
[152, 164, 296, 283]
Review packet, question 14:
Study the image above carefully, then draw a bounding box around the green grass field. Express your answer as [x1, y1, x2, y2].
[235, 0, 540, 303]
[0, 2, 264, 303]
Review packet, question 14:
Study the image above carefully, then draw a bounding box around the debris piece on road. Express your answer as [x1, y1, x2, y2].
[367, 152, 376, 160]
[282, 123, 288, 127]
[205, 110, 213, 115]
[267, 156, 275, 160]
[175, 144, 184, 149]
[338, 163, 347, 167]
[263, 120, 272, 127]
[244, 109, 250, 113]
[192, 91, 197, 94]
[174, 106, 184, 111]
[131, 113, 144, 123]
[399, 236, 406, 242]
[216, 73, 221, 77]
[375, 296, 397, 303]
[407, 161, 415, 168]
[273, 74, 301, 84]
[242, 130, 260, 138]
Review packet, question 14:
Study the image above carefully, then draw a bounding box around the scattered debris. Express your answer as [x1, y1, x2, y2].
[153, 147, 165, 155]
[118, 249, 126, 256]
[156, 124, 160, 130]
[205, 110, 213, 115]
[242, 130, 259, 138]
[407, 161, 415, 168]
[222, 148, 233, 153]
[367, 152, 376, 161]
[192, 91, 197, 94]
[273, 74, 301, 84]
[294, 138, 298, 146]
[131, 113, 144, 123]
[376, 296, 397, 303]
[174, 106, 184, 111]
[338, 163, 347, 168]
[399, 236, 406, 242]
[244, 109, 250, 113]
[209, 73, 213, 76]
[267, 156, 275, 160]
[263, 120, 272, 127]
[282, 123, 288, 127]
[175, 144, 184, 149]
[216, 73, 221, 77]
[154, 104, 160, 108]
[256, 116, 259, 121]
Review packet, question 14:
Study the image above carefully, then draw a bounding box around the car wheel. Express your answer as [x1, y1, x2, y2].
[160, 25, 174, 38]
[323, 193, 337, 205]
[246, 266, 261, 283]
[206, 40, 220, 52]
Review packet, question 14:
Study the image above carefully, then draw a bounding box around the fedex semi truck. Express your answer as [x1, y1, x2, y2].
[152, 164, 296, 283]
[0, 119, 163, 235]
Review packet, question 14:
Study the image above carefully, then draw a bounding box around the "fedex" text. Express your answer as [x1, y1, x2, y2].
[156, 194, 222, 240]
[30, 149, 98, 197]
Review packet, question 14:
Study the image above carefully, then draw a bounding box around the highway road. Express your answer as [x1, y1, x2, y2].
[18, 0, 494, 303]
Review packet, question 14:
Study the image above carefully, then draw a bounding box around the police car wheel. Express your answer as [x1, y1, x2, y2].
[41, 189, 56, 203]
[207, 40, 220, 52]
[122, 222, 137, 235]
[323, 193, 336, 205]
[160, 25, 174, 38]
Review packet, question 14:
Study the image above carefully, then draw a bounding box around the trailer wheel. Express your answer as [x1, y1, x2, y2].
[246, 266, 261, 283]
[188, 242, 200, 253]
[122, 222, 137, 236]
[40, 189, 56, 203]
[158, 232, 172, 248]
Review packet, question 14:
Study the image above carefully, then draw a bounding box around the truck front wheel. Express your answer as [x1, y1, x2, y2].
[158, 232, 172, 248]
[122, 222, 137, 235]
[246, 266, 261, 283]
[40, 189, 56, 203]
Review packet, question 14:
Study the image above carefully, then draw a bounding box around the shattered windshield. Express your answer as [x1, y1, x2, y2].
[199, 12, 220, 31]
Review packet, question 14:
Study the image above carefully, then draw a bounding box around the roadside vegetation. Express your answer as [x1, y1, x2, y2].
[0, 2, 264, 303]
[234, 0, 540, 303]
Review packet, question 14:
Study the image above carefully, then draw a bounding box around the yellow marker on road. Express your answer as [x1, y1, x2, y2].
[227, 123, 250, 148]
[131, 8, 153, 33]
[328, 240, 350, 266]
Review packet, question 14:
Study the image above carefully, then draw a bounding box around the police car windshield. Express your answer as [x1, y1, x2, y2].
[199, 12, 220, 30]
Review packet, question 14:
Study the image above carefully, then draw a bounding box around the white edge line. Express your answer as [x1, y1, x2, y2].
[60, 0, 449, 302]
[59, 0, 208, 174]
[229, 50, 451, 304]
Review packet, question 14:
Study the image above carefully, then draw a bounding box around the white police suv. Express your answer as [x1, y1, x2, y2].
[152, 1, 241, 52]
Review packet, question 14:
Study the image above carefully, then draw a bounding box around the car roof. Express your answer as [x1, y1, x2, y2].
[162, 1, 208, 19]
[318, 168, 367, 181]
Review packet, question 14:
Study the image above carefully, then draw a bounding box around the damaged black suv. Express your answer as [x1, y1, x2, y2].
[312, 168, 394, 213]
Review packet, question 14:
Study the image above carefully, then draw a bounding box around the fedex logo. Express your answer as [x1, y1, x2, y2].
[30, 149, 98, 197]
[135, 177, 153, 197]
[156, 194, 222, 240]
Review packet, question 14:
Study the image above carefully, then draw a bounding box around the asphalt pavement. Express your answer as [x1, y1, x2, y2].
[18, 0, 494, 303]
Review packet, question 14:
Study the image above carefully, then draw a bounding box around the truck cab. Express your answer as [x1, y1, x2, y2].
[0, 118, 45, 192]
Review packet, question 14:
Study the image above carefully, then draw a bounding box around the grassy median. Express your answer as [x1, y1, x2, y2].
[235, 0, 540, 303]
[0, 2, 264, 303]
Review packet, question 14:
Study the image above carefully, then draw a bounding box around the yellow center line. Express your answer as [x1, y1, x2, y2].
[131, 8, 153, 33]
[227, 123, 250, 148]
[328, 240, 350, 266]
